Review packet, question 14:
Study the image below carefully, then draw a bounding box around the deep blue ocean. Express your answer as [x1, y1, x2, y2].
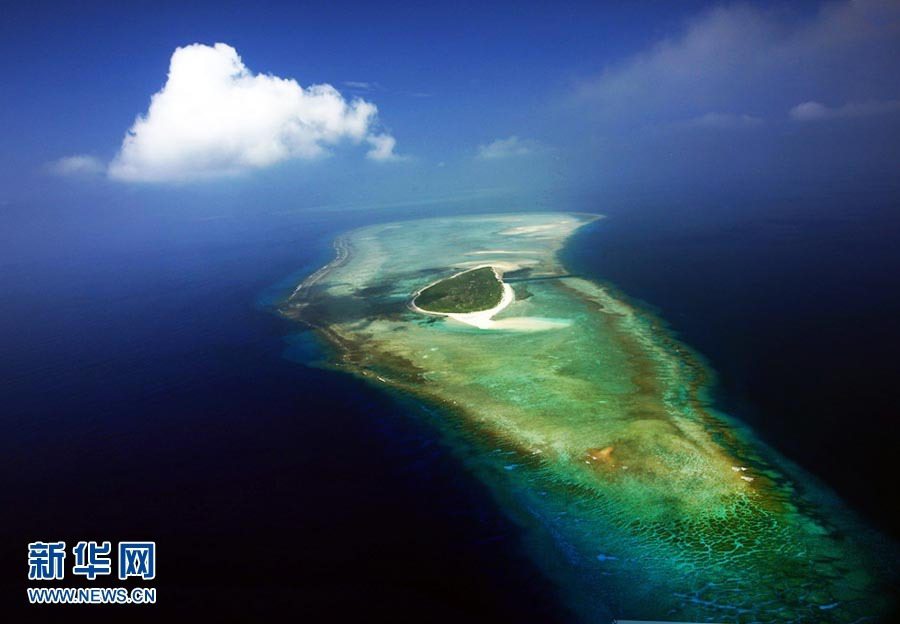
[2, 188, 898, 620]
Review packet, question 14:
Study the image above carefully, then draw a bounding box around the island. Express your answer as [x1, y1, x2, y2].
[282, 212, 893, 623]
[413, 266, 505, 314]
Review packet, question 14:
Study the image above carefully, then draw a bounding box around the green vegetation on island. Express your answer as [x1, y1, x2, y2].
[413, 266, 503, 313]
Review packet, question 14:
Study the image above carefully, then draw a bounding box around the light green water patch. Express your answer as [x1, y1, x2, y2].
[282, 212, 896, 622]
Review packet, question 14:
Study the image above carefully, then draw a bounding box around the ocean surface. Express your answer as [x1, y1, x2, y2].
[562, 189, 900, 544]
[1, 188, 898, 620]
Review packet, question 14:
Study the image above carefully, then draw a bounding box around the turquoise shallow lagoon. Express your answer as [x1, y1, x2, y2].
[286, 212, 897, 622]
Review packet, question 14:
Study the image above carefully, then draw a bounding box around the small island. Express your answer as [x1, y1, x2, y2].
[413, 266, 503, 313]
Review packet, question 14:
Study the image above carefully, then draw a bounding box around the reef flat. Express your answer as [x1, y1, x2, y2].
[283, 212, 896, 622]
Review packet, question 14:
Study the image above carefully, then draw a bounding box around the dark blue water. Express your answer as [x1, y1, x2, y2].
[563, 188, 900, 544]
[0, 200, 571, 621]
[3, 188, 898, 621]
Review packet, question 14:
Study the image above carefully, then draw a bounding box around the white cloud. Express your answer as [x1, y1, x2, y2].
[571, 1, 900, 129]
[365, 134, 402, 161]
[476, 136, 538, 159]
[790, 99, 900, 122]
[790, 101, 830, 121]
[48, 154, 105, 176]
[343, 81, 373, 90]
[108, 43, 398, 182]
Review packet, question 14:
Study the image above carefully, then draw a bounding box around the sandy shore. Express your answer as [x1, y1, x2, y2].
[444, 279, 515, 328]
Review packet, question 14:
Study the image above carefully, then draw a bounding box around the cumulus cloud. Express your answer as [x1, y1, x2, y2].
[48, 154, 105, 176]
[571, 1, 900, 129]
[366, 134, 403, 161]
[476, 136, 538, 159]
[790, 99, 900, 121]
[108, 43, 399, 182]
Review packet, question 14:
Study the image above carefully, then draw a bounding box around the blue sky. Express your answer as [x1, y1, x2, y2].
[1, 0, 898, 209]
